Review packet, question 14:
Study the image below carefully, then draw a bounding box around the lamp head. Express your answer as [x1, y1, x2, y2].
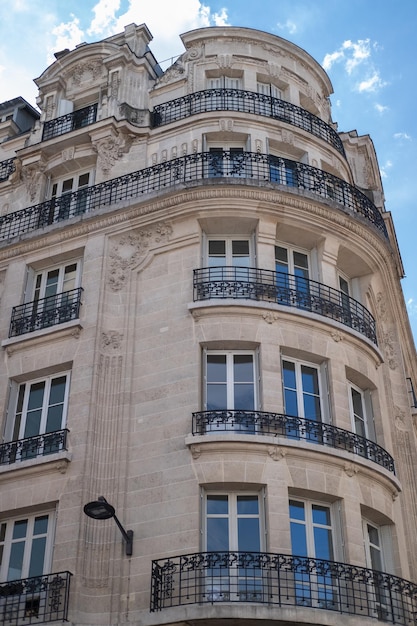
[83, 496, 115, 520]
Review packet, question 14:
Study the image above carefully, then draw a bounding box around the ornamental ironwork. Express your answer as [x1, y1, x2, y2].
[42, 103, 98, 141]
[0, 152, 388, 242]
[193, 267, 377, 344]
[150, 550, 417, 624]
[192, 410, 394, 473]
[0, 158, 15, 182]
[0, 571, 71, 626]
[152, 88, 346, 156]
[0, 429, 69, 466]
[9, 287, 83, 337]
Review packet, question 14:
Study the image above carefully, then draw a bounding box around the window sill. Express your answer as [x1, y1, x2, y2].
[2, 320, 82, 354]
[0, 450, 71, 481]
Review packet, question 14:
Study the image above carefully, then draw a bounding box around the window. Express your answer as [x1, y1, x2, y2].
[257, 82, 282, 99]
[348, 384, 375, 441]
[49, 172, 91, 221]
[0, 512, 54, 582]
[282, 358, 329, 441]
[289, 499, 336, 608]
[269, 156, 298, 186]
[275, 245, 310, 307]
[208, 76, 242, 89]
[11, 261, 82, 335]
[207, 237, 252, 276]
[204, 492, 264, 600]
[208, 147, 245, 178]
[204, 351, 258, 432]
[362, 518, 394, 620]
[3, 373, 70, 460]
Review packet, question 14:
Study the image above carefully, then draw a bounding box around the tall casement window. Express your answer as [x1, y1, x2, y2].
[208, 146, 245, 178]
[289, 499, 336, 608]
[282, 358, 329, 441]
[275, 245, 310, 307]
[207, 237, 252, 282]
[257, 82, 282, 99]
[3, 372, 70, 461]
[362, 518, 394, 619]
[207, 76, 243, 89]
[49, 172, 91, 221]
[348, 384, 375, 441]
[204, 492, 264, 601]
[14, 261, 83, 335]
[0, 512, 54, 582]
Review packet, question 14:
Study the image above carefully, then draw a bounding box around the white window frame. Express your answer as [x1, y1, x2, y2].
[205, 236, 254, 268]
[275, 244, 311, 278]
[202, 490, 265, 601]
[362, 518, 395, 619]
[3, 372, 71, 451]
[48, 171, 93, 220]
[0, 511, 55, 581]
[25, 261, 82, 305]
[207, 76, 243, 90]
[348, 383, 376, 442]
[203, 350, 259, 412]
[257, 82, 282, 99]
[282, 357, 330, 424]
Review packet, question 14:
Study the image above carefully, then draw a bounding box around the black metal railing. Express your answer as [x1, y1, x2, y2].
[9, 287, 83, 337]
[193, 267, 377, 344]
[152, 89, 346, 157]
[0, 152, 388, 243]
[151, 551, 417, 624]
[0, 429, 69, 466]
[42, 103, 98, 141]
[192, 411, 395, 473]
[0, 571, 71, 626]
[0, 158, 15, 182]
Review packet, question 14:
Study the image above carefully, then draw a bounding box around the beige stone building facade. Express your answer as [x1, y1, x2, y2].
[1, 22, 417, 626]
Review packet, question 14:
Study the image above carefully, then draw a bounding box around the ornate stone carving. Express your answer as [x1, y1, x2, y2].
[331, 331, 343, 342]
[216, 54, 233, 68]
[268, 445, 287, 461]
[376, 292, 388, 322]
[255, 140, 262, 153]
[190, 444, 201, 459]
[101, 331, 123, 352]
[108, 223, 173, 291]
[62, 147, 75, 161]
[21, 162, 46, 202]
[379, 329, 398, 370]
[68, 60, 102, 86]
[394, 407, 408, 431]
[263, 311, 279, 324]
[344, 463, 358, 477]
[219, 119, 233, 132]
[185, 45, 203, 61]
[109, 71, 120, 98]
[92, 133, 134, 175]
[155, 59, 185, 86]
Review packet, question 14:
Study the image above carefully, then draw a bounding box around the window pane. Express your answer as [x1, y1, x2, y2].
[283, 361, 296, 388]
[49, 376, 67, 405]
[275, 246, 288, 264]
[207, 384, 227, 410]
[28, 537, 46, 578]
[301, 366, 319, 395]
[303, 395, 321, 421]
[312, 505, 331, 526]
[234, 384, 254, 410]
[12, 520, 27, 540]
[207, 495, 228, 515]
[62, 178, 73, 193]
[290, 522, 307, 556]
[293, 251, 309, 271]
[8, 541, 25, 580]
[314, 527, 333, 560]
[238, 518, 260, 551]
[45, 404, 64, 432]
[33, 516, 48, 536]
[234, 355, 253, 382]
[237, 495, 259, 515]
[24, 409, 42, 438]
[207, 518, 229, 551]
[0, 522, 6, 542]
[368, 524, 380, 547]
[78, 173, 89, 187]
[207, 355, 226, 382]
[289, 500, 305, 521]
[27, 382, 45, 411]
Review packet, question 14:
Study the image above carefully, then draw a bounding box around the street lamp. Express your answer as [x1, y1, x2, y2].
[83, 496, 133, 556]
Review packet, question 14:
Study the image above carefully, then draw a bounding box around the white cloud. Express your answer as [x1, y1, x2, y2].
[276, 20, 297, 35]
[49, 15, 85, 63]
[394, 132, 411, 140]
[380, 159, 393, 179]
[375, 103, 388, 114]
[323, 39, 371, 73]
[407, 298, 417, 317]
[357, 71, 386, 93]
[213, 8, 228, 26]
[88, 0, 121, 36]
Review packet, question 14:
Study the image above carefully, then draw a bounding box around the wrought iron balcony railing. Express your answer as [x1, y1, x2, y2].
[0, 571, 71, 626]
[0, 158, 15, 182]
[0, 152, 388, 242]
[152, 88, 346, 157]
[193, 267, 377, 344]
[0, 429, 69, 466]
[151, 551, 416, 624]
[9, 287, 83, 337]
[42, 103, 98, 141]
[192, 410, 395, 473]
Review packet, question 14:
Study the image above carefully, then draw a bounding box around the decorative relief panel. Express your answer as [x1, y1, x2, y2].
[107, 223, 173, 291]
[67, 60, 102, 86]
[92, 132, 134, 175]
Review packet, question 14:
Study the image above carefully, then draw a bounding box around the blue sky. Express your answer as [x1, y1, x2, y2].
[1, 0, 416, 341]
